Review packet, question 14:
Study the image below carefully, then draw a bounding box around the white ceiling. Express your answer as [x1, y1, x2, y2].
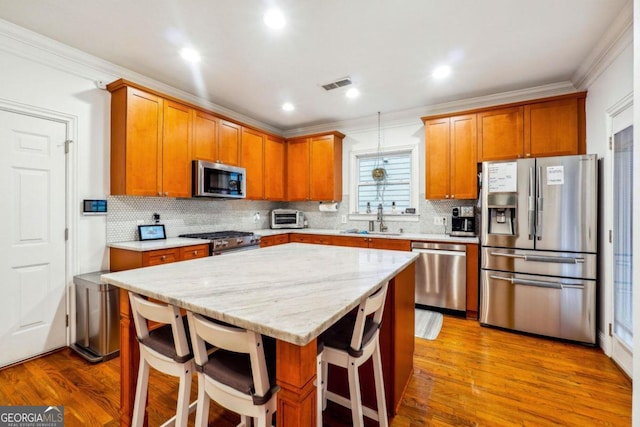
[0, 0, 630, 132]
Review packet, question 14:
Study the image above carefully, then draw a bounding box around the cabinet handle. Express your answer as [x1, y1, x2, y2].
[164, 192, 169, 196]
[451, 195, 455, 199]
[160, 255, 166, 261]
[445, 195, 449, 199]
[158, 191, 162, 196]
[193, 250, 198, 255]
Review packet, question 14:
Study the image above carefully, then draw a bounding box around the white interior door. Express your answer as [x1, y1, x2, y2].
[0, 109, 67, 368]
[611, 103, 633, 376]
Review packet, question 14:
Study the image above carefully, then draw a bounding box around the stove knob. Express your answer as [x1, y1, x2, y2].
[221, 240, 228, 247]
[237, 238, 244, 244]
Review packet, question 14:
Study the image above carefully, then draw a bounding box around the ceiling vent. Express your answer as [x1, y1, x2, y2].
[321, 77, 352, 91]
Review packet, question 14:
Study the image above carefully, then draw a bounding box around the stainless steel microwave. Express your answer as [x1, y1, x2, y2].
[192, 160, 246, 198]
[271, 209, 304, 229]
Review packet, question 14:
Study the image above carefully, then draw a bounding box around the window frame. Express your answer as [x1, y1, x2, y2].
[349, 145, 419, 222]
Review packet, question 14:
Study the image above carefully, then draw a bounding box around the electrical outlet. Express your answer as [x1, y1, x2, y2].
[433, 216, 446, 225]
[341, 215, 347, 224]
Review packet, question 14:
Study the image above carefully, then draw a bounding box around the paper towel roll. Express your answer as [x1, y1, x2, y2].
[318, 202, 338, 212]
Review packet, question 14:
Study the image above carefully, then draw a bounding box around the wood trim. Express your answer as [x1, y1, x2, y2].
[421, 91, 587, 122]
[285, 130, 346, 141]
[118, 290, 139, 427]
[276, 339, 318, 427]
[465, 243, 479, 319]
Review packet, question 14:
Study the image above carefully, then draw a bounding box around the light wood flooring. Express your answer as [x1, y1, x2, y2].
[0, 316, 631, 426]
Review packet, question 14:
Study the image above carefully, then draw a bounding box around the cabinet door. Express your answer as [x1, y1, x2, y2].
[331, 235, 369, 248]
[123, 87, 163, 196]
[142, 248, 179, 266]
[264, 135, 285, 200]
[241, 127, 265, 200]
[260, 234, 289, 247]
[286, 138, 310, 201]
[192, 110, 218, 162]
[219, 120, 241, 165]
[478, 106, 524, 161]
[450, 114, 478, 200]
[309, 135, 342, 201]
[162, 101, 192, 198]
[424, 117, 451, 199]
[524, 97, 580, 158]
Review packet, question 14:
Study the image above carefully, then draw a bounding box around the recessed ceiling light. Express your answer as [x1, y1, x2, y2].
[180, 47, 201, 63]
[432, 65, 451, 79]
[282, 102, 294, 111]
[264, 9, 286, 29]
[345, 88, 360, 99]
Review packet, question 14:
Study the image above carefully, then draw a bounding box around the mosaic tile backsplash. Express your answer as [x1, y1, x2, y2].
[106, 195, 478, 243]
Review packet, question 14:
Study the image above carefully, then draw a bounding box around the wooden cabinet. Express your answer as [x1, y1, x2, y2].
[241, 129, 285, 200]
[286, 131, 344, 201]
[259, 234, 289, 248]
[466, 243, 479, 319]
[424, 114, 477, 200]
[289, 233, 333, 245]
[264, 135, 286, 200]
[109, 243, 209, 272]
[218, 120, 241, 165]
[192, 110, 219, 162]
[108, 81, 191, 197]
[330, 235, 411, 251]
[524, 96, 585, 158]
[477, 106, 524, 161]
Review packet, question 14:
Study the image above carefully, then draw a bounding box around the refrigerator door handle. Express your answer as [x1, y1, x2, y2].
[528, 167, 535, 240]
[490, 251, 526, 260]
[536, 166, 543, 240]
[489, 251, 584, 264]
[489, 274, 564, 290]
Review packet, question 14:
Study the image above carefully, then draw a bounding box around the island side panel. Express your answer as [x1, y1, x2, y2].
[326, 261, 416, 416]
[276, 339, 318, 427]
[119, 289, 141, 427]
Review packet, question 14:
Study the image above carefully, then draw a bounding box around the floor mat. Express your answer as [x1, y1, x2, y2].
[415, 309, 443, 340]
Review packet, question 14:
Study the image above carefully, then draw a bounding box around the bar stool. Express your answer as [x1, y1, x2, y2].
[128, 292, 196, 427]
[187, 311, 279, 427]
[318, 282, 389, 427]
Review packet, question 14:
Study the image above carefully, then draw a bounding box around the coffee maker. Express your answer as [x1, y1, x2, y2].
[450, 206, 476, 236]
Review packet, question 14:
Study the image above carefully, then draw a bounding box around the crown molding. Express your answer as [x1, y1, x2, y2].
[0, 18, 283, 135]
[572, 0, 633, 90]
[283, 81, 577, 137]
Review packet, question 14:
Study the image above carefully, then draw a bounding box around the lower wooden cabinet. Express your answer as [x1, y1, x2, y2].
[259, 234, 290, 248]
[109, 244, 209, 272]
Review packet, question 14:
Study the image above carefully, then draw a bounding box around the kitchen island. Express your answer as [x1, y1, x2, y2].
[101, 243, 418, 427]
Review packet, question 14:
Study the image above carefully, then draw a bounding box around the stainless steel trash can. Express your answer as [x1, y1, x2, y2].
[71, 271, 120, 362]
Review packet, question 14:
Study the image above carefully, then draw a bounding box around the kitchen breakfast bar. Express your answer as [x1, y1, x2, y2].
[101, 243, 418, 426]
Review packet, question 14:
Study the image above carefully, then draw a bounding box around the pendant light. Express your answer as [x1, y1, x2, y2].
[372, 112, 387, 182]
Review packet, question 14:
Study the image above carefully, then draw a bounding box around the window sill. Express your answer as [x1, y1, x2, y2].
[349, 213, 420, 222]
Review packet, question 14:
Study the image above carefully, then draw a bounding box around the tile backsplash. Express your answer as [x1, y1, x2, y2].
[106, 195, 478, 242]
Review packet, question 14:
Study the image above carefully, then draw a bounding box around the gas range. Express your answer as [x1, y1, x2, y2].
[178, 230, 261, 255]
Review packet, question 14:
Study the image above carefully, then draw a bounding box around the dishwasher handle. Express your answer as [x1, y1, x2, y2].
[412, 248, 466, 257]
[411, 242, 466, 252]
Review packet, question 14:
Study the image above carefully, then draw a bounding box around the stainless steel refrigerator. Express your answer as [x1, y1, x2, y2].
[479, 154, 597, 344]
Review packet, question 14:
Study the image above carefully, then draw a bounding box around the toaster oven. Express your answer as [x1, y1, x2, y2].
[271, 209, 304, 229]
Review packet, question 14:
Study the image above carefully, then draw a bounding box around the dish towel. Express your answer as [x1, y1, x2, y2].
[414, 309, 443, 340]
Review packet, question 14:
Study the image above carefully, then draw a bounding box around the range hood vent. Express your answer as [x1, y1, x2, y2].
[321, 77, 352, 91]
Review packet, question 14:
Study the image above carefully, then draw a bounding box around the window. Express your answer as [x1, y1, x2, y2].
[351, 147, 417, 216]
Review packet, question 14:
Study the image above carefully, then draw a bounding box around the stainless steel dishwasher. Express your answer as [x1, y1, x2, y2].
[412, 242, 466, 313]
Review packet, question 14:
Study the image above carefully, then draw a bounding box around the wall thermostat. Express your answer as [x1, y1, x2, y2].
[83, 199, 107, 215]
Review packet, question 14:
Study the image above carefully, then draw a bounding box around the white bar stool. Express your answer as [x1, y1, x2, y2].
[187, 312, 279, 427]
[128, 292, 196, 427]
[318, 282, 389, 427]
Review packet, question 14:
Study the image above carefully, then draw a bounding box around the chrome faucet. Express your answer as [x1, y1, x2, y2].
[377, 203, 388, 232]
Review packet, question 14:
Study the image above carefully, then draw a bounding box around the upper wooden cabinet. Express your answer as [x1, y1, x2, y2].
[286, 132, 344, 202]
[424, 114, 477, 200]
[478, 106, 524, 161]
[192, 110, 219, 162]
[424, 92, 586, 165]
[524, 96, 584, 158]
[264, 135, 286, 200]
[108, 82, 191, 197]
[218, 120, 241, 165]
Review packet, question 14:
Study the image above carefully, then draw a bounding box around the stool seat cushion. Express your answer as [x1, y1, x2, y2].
[319, 314, 380, 357]
[139, 316, 193, 363]
[197, 337, 277, 405]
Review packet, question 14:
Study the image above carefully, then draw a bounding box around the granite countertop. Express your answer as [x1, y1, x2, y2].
[108, 237, 209, 252]
[101, 243, 418, 346]
[255, 228, 480, 244]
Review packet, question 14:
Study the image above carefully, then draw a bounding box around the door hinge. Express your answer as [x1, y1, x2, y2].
[64, 139, 73, 154]
[65, 228, 69, 241]
[608, 136, 612, 150]
[609, 323, 613, 337]
[609, 229, 612, 243]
